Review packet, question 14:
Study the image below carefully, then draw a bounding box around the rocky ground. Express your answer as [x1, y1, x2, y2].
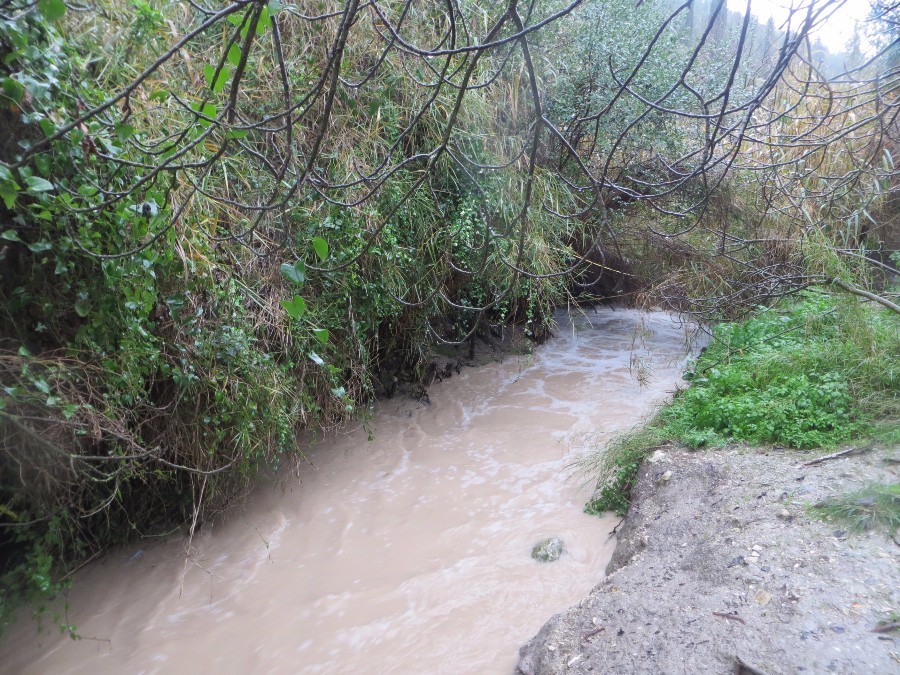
[518, 445, 900, 675]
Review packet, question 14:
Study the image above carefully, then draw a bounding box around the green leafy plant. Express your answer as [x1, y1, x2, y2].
[661, 294, 897, 449]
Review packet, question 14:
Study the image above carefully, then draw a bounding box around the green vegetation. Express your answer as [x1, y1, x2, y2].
[585, 294, 900, 516]
[811, 484, 900, 535]
[0, 0, 578, 631]
[2, 0, 899, 636]
[583, 425, 669, 517]
[667, 294, 898, 449]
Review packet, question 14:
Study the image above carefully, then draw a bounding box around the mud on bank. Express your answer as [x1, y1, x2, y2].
[518, 445, 900, 675]
[373, 321, 535, 400]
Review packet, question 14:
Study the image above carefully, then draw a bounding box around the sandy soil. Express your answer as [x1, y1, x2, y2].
[517, 444, 900, 675]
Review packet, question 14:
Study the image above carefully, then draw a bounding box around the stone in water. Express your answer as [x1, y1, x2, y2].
[532, 537, 564, 562]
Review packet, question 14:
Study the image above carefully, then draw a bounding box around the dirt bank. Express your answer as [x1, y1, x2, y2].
[518, 445, 900, 674]
[372, 322, 535, 400]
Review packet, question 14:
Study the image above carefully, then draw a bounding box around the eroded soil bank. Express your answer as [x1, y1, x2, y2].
[518, 445, 900, 675]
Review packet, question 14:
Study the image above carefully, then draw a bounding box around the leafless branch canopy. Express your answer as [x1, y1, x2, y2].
[4, 0, 899, 315]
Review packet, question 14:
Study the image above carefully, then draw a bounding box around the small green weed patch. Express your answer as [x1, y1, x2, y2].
[583, 426, 669, 517]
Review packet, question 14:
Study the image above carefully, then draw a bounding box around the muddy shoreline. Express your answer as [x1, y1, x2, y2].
[518, 445, 900, 674]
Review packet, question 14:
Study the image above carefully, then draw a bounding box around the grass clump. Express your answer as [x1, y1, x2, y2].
[582, 424, 670, 517]
[811, 484, 900, 535]
[583, 293, 899, 515]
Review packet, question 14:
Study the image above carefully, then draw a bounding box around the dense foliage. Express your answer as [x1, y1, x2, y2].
[667, 294, 898, 448]
[1, 0, 898, 632]
[0, 0, 578, 629]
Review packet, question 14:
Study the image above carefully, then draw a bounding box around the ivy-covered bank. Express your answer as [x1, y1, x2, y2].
[0, 3, 574, 629]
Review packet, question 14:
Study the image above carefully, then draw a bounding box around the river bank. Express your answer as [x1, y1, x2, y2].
[518, 444, 900, 674]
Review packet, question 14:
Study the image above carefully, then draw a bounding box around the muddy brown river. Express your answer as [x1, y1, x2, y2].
[2, 308, 691, 674]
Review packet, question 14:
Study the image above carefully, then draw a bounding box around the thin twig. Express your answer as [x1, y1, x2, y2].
[802, 446, 871, 467]
[734, 655, 770, 675]
[713, 611, 747, 625]
[582, 626, 605, 639]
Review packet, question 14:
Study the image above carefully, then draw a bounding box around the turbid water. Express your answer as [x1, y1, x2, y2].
[1, 308, 691, 674]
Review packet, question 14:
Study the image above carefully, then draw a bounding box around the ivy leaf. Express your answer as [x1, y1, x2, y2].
[34, 154, 51, 176]
[0, 185, 17, 209]
[312, 236, 329, 261]
[203, 65, 230, 94]
[0, 166, 18, 209]
[1, 229, 22, 242]
[279, 261, 305, 285]
[25, 176, 54, 193]
[214, 72, 229, 94]
[33, 379, 51, 395]
[309, 351, 325, 366]
[227, 43, 243, 67]
[114, 124, 135, 141]
[74, 296, 90, 317]
[1, 78, 24, 104]
[191, 102, 218, 128]
[280, 295, 306, 320]
[38, 0, 67, 21]
[27, 241, 52, 253]
[313, 328, 329, 344]
[38, 118, 55, 137]
[256, 5, 270, 36]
